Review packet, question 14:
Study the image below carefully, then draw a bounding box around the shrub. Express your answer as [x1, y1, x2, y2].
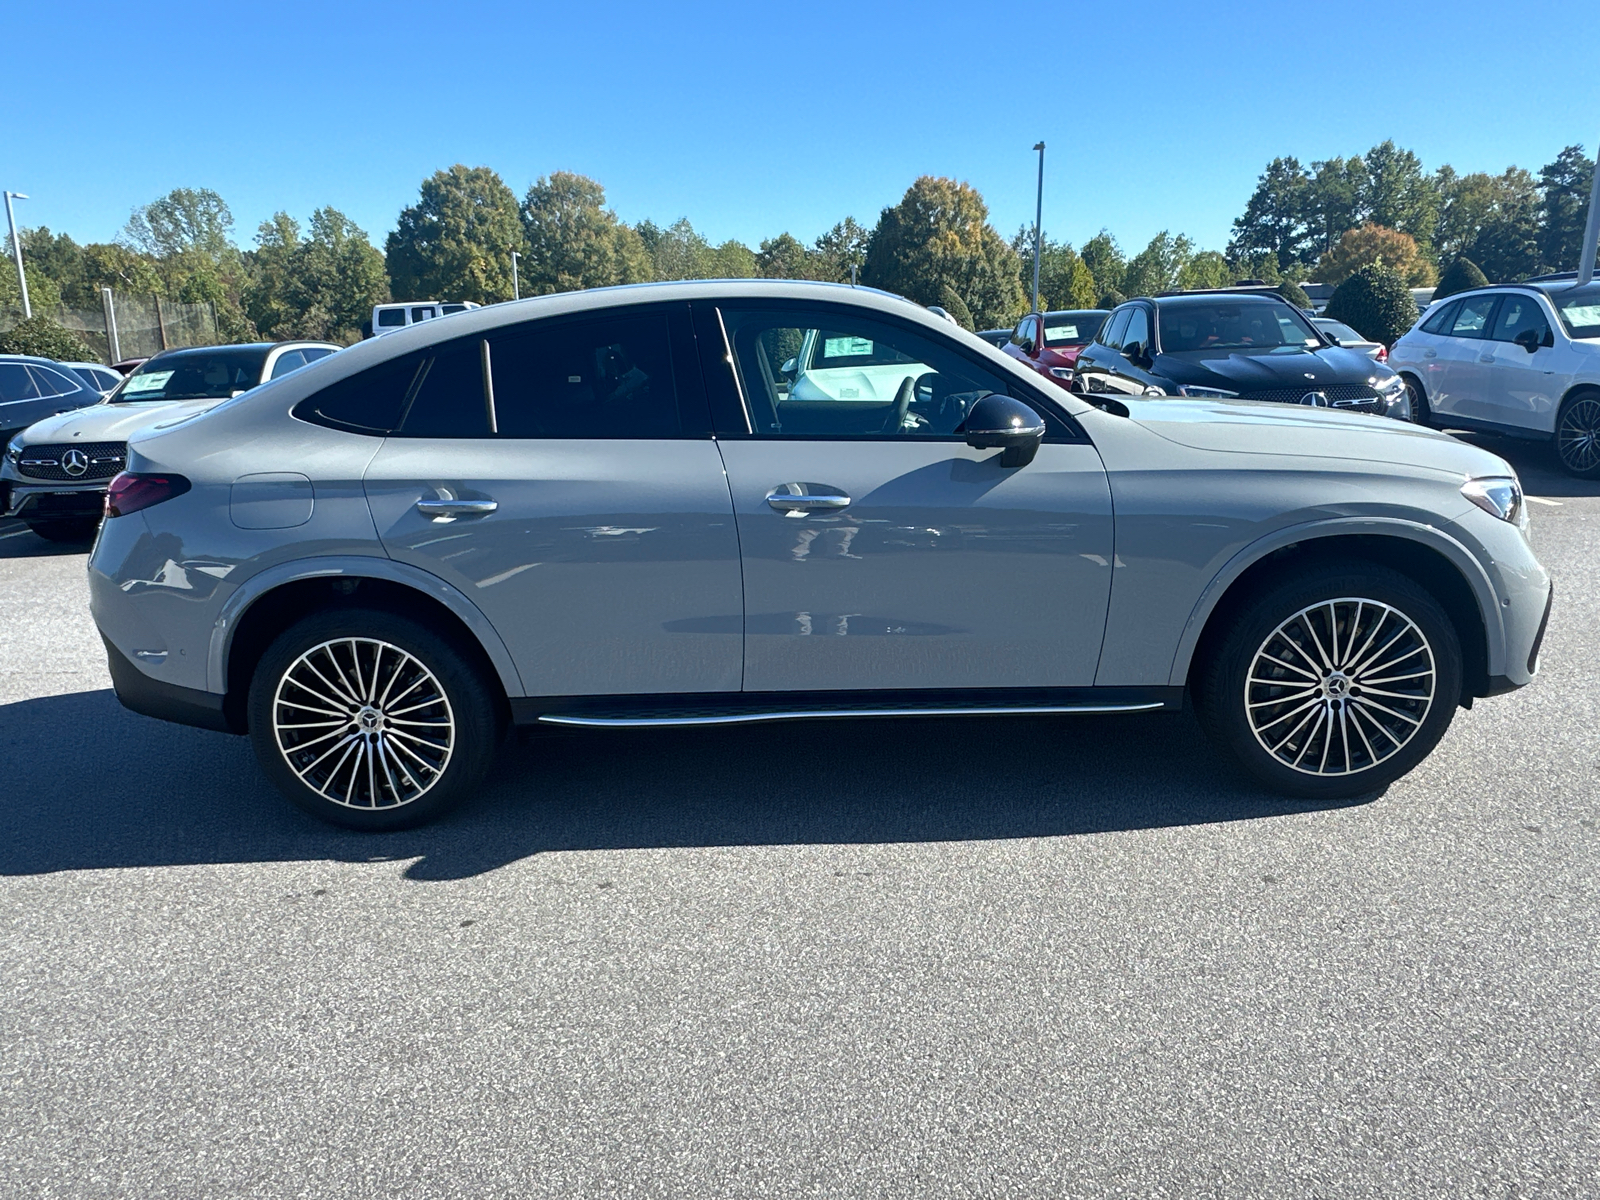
[0, 314, 93, 361]
[1433, 256, 1489, 300]
[1276, 280, 1312, 309]
[938, 284, 975, 331]
[1324, 263, 1419, 346]
[1097, 289, 1126, 308]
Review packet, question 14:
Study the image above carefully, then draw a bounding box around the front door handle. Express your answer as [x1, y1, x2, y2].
[766, 485, 851, 515]
[1478, 354, 1496, 363]
[1423, 349, 1437, 359]
[416, 498, 498, 517]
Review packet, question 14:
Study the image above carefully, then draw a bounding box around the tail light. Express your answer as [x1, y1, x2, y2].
[1377, 345, 1389, 362]
[105, 472, 191, 518]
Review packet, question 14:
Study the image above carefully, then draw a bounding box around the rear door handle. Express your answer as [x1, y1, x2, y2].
[416, 498, 498, 517]
[1478, 354, 1496, 363]
[1423, 349, 1437, 359]
[766, 486, 851, 515]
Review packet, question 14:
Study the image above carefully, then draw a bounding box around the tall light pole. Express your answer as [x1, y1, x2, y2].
[510, 250, 521, 300]
[1578, 140, 1600, 286]
[1031, 143, 1045, 314]
[4, 191, 30, 319]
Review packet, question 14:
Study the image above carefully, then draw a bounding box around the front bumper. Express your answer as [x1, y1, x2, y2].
[2, 480, 106, 520]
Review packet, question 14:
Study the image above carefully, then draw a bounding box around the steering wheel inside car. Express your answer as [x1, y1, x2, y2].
[883, 374, 915, 434]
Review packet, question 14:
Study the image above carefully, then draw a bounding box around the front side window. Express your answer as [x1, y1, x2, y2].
[1011, 317, 1035, 351]
[1489, 294, 1552, 345]
[1100, 308, 1133, 351]
[1447, 295, 1498, 339]
[269, 350, 308, 379]
[1121, 308, 1150, 357]
[719, 306, 1034, 438]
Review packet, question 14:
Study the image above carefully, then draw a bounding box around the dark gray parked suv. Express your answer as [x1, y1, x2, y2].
[89, 281, 1552, 829]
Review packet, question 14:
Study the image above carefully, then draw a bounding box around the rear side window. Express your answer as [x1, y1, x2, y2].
[398, 340, 490, 437]
[376, 308, 406, 328]
[1420, 300, 1461, 334]
[28, 364, 88, 398]
[294, 355, 419, 434]
[487, 312, 681, 439]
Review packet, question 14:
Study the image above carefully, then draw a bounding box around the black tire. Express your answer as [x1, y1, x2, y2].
[1554, 388, 1600, 479]
[1401, 374, 1431, 426]
[247, 608, 503, 830]
[1194, 562, 1463, 800]
[25, 518, 100, 543]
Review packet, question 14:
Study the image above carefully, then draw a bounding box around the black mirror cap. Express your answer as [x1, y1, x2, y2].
[961, 393, 1046, 467]
[1514, 328, 1542, 353]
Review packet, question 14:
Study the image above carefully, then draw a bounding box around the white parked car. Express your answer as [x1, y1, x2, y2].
[1312, 318, 1386, 363]
[1389, 275, 1600, 477]
[370, 301, 480, 336]
[2, 340, 337, 541]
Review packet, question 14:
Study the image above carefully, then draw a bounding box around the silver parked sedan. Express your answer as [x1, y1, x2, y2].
[88, 281, 1553, 829]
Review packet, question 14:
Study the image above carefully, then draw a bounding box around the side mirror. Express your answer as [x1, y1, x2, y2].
[1513, 328, 1541, 354]
[780, 357, 797, 377]
[960, 393, 1046, 468]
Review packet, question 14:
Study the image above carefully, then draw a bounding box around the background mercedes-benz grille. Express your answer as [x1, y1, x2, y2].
[1238, 384, 1382, 410]
[17, 442, 127, 482]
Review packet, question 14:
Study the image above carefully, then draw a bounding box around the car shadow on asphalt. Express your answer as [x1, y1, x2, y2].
[0, 689, 1376, 881]
[0, 520, 92, 559]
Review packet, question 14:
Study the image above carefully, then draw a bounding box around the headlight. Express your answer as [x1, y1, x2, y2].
[1462, 476, 1524, 526]
[1048, 367, 1074, 379]
[1175, 385, 1238, 398]
[5, 435, 21, 465]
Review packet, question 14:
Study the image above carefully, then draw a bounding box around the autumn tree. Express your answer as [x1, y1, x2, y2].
[1314, 223, 1436, 287]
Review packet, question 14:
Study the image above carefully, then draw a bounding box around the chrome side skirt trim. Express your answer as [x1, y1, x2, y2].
[538, 702, 1166, 729]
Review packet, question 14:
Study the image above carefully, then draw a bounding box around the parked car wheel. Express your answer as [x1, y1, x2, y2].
[1196, 563, 1462, 800]
[247, 609, 502, 830]
[24, 518, 100, 544]
[1554, 389, 1600, 478]
[1401, 375, 1431, 426]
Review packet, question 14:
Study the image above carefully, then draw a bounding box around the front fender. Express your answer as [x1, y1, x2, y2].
[1165, 516, 1503, 687]
[207, 556, 527, 697]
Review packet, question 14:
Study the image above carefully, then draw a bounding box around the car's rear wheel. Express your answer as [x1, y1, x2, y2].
[1554, 389, 1600, 478]
[247, 609, 502, 830]
[1195, 563, 1462, 799]
[24, 518, 100, 543]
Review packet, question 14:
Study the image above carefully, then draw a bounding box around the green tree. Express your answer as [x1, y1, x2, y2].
[1228, 157, 1313, 270]
[1080, 230, 1127, 298]
[387, 165, 523, 304]
[1466, 205, 1541, 283]
[710, 239, 757, 278]
[79, 243, 164, 297]
[860, 177, 1024, 328]
[0, 250, 64, 316]
[1434, 166, 1538, 261]
[0, 314, 92, 360]
[122, 187, 234, 259]
[1177, 250, 1232, 291]
[1433, 256, 1489, 300]
[811, 217, 871, 283]
[247, 208, 388, 343]
[520, 172, 652, 294]
[1360, 141, 1438, 254]
[1303, 156, 1367, 262]
[1123, 231, 1195, 296]
[1536, 145, 1595, 273]
[1323, 263, 1419, 346]
[757, 232, 813, 279]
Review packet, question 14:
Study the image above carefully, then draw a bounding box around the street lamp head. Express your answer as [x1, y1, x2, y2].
[1033, 143, 1045, 152]
[6, 192, 27, 200]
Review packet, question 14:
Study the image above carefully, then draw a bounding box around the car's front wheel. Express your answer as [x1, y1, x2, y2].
[247, 609, 503, 830]
[1195, 563, 1462, 799]
[1554, 389, 1600, 478]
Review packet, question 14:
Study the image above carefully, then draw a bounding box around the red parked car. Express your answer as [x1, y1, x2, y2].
[1002, 309, 1110, 387]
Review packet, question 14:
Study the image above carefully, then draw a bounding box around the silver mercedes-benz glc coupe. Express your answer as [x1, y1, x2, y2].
[88, 281, 1553, 829]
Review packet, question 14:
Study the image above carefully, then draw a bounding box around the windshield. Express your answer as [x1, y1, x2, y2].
[1041, 311, 1107, 346]
[112, 347, 269, 403]
[1159, 300, 1323, 352]
[1548, 283, 1600, 339]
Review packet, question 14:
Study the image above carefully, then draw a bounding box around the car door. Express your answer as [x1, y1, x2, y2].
[1075, 307, 1131, 394]
[361, 302, 744, 697]
[1481, 292, 1566, 433]
[700, 301, 1114, 694]
[1429, 293, 1501, 422]
[1104, 304, 1156, 395]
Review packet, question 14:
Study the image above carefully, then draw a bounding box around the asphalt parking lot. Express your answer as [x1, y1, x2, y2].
[2, 435, 1597, 1198]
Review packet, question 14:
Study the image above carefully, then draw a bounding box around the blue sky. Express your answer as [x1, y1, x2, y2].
[10, 0, 1599, 257]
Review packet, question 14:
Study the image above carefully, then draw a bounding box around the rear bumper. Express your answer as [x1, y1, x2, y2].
[103, 636, 236, 734]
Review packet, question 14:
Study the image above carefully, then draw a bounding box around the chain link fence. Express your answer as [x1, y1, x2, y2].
[0, 291, 219, 363]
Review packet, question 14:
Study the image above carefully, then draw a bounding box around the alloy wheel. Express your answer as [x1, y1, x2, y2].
[1244, 598, 1435, 777]
[271, 637, 455, 810]
[1557, 395, 1600, 475]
